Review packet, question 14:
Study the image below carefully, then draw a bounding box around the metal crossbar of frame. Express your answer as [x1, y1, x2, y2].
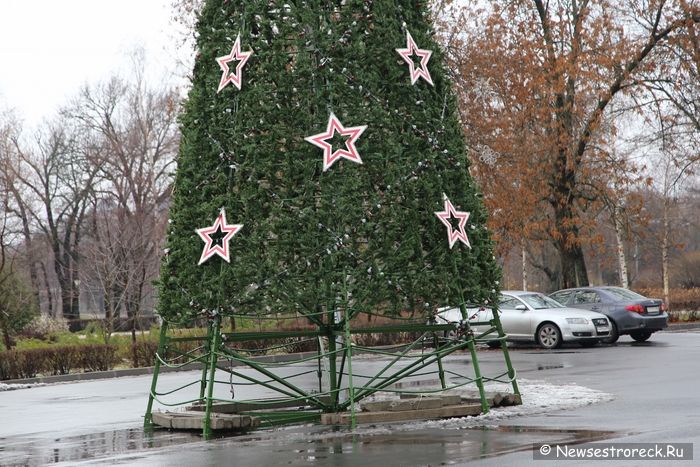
[144, 302, 519, 439]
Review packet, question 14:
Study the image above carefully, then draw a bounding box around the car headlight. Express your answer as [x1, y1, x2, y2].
[566, 318, 589, 324]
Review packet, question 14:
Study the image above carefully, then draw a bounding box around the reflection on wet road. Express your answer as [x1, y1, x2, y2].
[0, 424, 620, 466]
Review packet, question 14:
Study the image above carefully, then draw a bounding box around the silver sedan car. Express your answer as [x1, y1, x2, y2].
[435, 291, 611, 349]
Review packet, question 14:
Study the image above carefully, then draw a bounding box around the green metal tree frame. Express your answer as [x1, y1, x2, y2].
[144, 301, 519, 439]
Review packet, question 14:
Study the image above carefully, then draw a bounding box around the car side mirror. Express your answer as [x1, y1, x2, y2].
[515, 304, 527, 311]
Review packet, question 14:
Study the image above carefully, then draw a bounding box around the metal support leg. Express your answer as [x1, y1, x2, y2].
[317, 336, 325, 394]
[433, 333, 447, 389]
[203, 316, 221, 439]
[466, 337, 490, 413]
[144, 321, 169, 429]
[344, 309, 356, 429]
[327, 308, 339, 410]
[491, 308, 521, 397]
[199, 321, 213, 401]
[460, 303, 489, 413]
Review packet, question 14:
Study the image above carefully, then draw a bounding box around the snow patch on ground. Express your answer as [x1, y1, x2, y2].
[284, 378, 613, 442]
[0, 382, 46, 391]
[407, 379, 614, 430]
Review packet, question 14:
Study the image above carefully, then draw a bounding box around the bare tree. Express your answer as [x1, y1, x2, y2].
[0, 213, 37, 349]
[9, 120, 98, 325]
[65, 59, 179, 342]
[0, 119, 39, 347]
[0, 111, 45, 309]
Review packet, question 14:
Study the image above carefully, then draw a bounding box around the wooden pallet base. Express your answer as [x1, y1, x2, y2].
[320, 392, 521, 426]
[151, 411, 260, 430]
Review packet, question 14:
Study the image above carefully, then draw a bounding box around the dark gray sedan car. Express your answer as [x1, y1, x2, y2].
[549, 286, 668, 343]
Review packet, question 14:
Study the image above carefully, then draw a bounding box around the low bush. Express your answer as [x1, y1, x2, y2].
[79, 344, 120, 372]
[0, 348, 49, 379]
[668, 310, 700, 323]
[0, 350, 23, 380]
[15, 348, 48, 378]
[130, 340, 159, 368]
[636, 287, 700, 312]
[0, 343, 121, 380]
[46, 346, 82, 375]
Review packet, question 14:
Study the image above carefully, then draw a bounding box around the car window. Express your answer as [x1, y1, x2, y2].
[573, 290, 601, 304]
[550, 291, 572, 304]
[520, 293, 563, 309]
[601, 287, 646, 301]
[498, 296, 523, 309]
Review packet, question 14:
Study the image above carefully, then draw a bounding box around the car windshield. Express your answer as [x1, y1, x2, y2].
[602, 287, 646, 301]
[519, 294, 565, 309]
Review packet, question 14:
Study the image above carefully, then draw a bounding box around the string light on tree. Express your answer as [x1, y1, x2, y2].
[196, 208, 243, 265]
[216, 34, 253, 92]
[396, 30, 434, 86]
[435, 195, 471, 249]
[305, 112, 367, 171]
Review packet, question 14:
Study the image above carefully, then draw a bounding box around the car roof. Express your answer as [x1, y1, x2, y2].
[501, 290, 544, 296]
[551, 286, 621, 292]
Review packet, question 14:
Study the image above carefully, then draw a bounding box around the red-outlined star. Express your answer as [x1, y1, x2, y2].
[305, 112, 367, 172]
[435, 196, 471, 249]
[196, 208, 243, 265]
[396, 30, 434, 86]
[216, 34, 253, 92]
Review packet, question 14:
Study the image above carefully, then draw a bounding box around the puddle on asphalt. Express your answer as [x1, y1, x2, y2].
[271, 425, 621, 466]
[0, 424, 622, 466]
[0, 427, 242, 466]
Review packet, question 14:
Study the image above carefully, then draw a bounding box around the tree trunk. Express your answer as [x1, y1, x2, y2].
[662, 197, 671, 308]
[1, 323, 14, 350]
[60, 268, 80, 328]
[103, 293, 114, 344]
[40, 262, 54, 317]
[521, 238, 528, 291]
[553, 204, 589, 289]
[131, 314, 137, 343]
[613, 210, 629, 288]
[558, 243, 589, 289]
[634, 238, 640, 284]
[12, 189, 41, 307]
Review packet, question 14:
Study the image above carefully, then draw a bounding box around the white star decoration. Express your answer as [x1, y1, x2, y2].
[216, 34, 253, 92]
[396, 30, 434, 86]
[435, 196, 471, 249]
[196, 208, 243, 265]
[305, 113, 368, 172]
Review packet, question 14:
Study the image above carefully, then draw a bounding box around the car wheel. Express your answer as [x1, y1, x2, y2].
[602, 320, 619, 344]
[536, 323, 563, 349]
[579, 340, 598, 348]
[630, 330, 652, 342]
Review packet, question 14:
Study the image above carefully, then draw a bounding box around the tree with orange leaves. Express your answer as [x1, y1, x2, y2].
[441, 0, 700, 289]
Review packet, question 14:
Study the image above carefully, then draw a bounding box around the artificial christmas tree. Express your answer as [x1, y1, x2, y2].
[159, 0, 501, 323]
[146, 0, 518, 437]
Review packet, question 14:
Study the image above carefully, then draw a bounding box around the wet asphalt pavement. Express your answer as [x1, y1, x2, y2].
[1, 329, 698, 466]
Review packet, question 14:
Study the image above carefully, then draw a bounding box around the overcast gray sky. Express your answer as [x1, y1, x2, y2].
[0, 0, 189, 128]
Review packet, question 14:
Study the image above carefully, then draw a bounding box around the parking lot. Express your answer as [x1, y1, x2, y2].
[1, 328, 698, 466]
